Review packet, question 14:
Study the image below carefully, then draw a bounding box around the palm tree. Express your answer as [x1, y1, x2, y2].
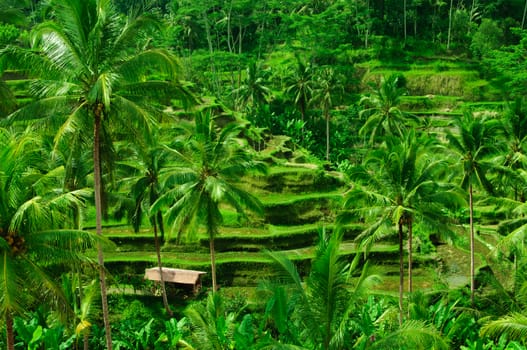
[116, 135, 173, 316]
[312, 66, 343, 161]
[61, 274, 100, 350]
[0, 128, 102, 350]
[183, 292, 238, 349]
[234, 60, 271, 113]
[498, 98, 527, 201]
[284, 56, 314, 132]
[339, 131, 463, 325]
[260, 228, 448, 349]
[1, 1, 193, 347]
[479, 256, 527, 345]
[153, 112, 266, 292]
[359, 74, 416, 145]
[260, 229, 380, 349]
[446, 111, 502, 305]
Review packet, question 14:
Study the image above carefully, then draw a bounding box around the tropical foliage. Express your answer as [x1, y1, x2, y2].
[2, 0, 527, 349]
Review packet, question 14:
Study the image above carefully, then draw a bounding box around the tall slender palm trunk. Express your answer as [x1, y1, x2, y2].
[325, 111, 330, 161]
[447, 0, 454, 50]
[469, 183, 475, 306]
[6, 312, 14, 350]
[398, 222, 404, 326]
[153, 216, 172, 316]
[94, 108, 112, 350]
[403, 0, 407, 42]
[408, 219, 413, 294]
[210, 236, 217, 292]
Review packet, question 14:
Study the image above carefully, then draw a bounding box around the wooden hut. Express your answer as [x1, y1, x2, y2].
[144, 267, 206, 294]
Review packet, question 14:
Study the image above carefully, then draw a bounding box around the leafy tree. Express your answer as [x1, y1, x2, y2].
[470, 18, 504, 59]
[1, 0, 193, 347]
[446, 111, 502, 305]
[153, 112, 266, 292]
[0, 128, 102, 350]
[339, 131, 463, 325]
[485, 28, 527, 98]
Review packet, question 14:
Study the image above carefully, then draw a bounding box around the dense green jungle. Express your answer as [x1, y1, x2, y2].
[3, 0, 527, 349]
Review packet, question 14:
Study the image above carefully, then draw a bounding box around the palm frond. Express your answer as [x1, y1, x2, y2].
[480, 313, 527, 343]
[27, 229, 112, 263]
[19, 254, 73, 320]
[0, 251, 24, 317]
[370, 320, 449, 350]
[118, 49, 180, 82]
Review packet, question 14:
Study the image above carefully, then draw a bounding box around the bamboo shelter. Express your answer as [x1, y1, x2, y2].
[144, 267, 206, 294]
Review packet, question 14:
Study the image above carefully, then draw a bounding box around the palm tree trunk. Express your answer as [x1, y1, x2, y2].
[210, 236, 217, 292]
[94, 107, 112, 350]
[300, 100, 306, 142]
[6, 312, 14, 350]
[403, 0, 407, 42]
[447, 0, 454, 50]
[398, 222, 404, 326]
[522, 0, 527, 29]
[77, 270, 90, 350]
[157, 211, 165, 242]
[468, 0, 476, 34]
[83, 333, 89, 350]
[325, 111, 330, 161]
[408, 219, 413, 295]
[153, 216, 173, 317]
[203, 9, 220, 96]
[469, 183, 475, 306]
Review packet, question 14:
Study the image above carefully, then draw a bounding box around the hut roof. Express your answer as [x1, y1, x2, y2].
[144, 267, 206, 285]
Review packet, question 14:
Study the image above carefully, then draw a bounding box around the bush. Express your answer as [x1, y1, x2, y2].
[471, 19, 504, 59]
[0, 23, 19, 46]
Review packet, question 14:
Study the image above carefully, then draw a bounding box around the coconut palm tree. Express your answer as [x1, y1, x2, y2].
[446, 111, 503, 305]
[312, 66, 343, 161]
[359, 74, 416, 145]
[260, 229, 380, 349]
[0, 128, 102, 350]
[183, 292, 238, 349]
[260, 228, 448, 349]
[234, 60, 271, 113]
[339, 131, 463, 325]
[479, 252, 527, 345]
[116, 134, 174, 316]
[498, 98, 527, 201]
[1, 0, 193, 347]
[284, 56, 314, 132]
[153, 112, 266, 292]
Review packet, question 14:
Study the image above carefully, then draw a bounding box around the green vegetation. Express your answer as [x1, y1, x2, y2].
[1, 0, 527, 349]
